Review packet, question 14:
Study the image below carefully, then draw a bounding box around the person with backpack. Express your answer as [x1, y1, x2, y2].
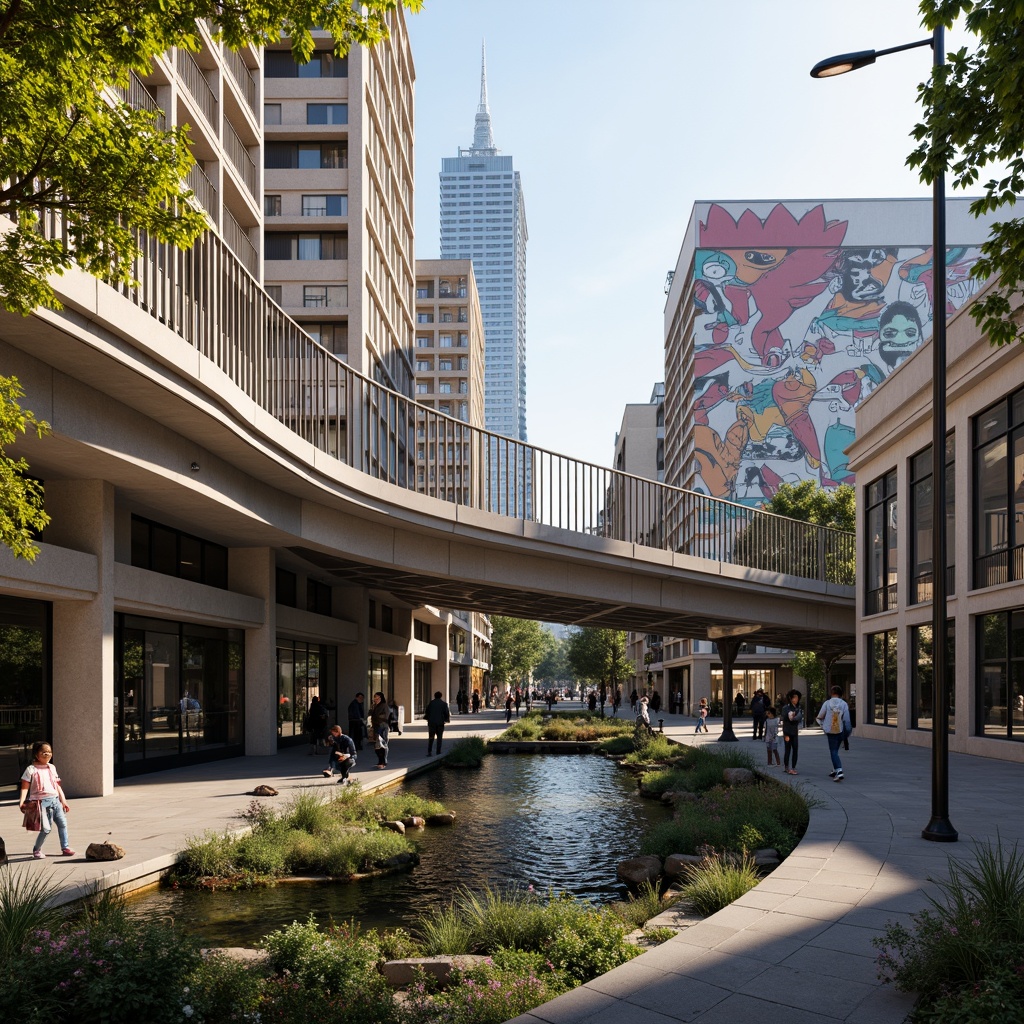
[816, 683, 853, 781]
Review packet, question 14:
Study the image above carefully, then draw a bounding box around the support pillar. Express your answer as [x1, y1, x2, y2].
[229, 548, 277, 757]
[47, 480, 116, 796]
[716, 637, 742, 743]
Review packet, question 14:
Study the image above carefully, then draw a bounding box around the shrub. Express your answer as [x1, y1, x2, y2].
[283, 789, 335, 835]
[643, 926, 677, 944]
[366, 925, 423, 962]
[611, 880, 675, 929]
[445, 736, 486, 766]
[456, 886, 548, 951]
[262, 917, 385, 994]
[0, 917, 204, 1023]
[186, 950, 266, 1022]
[542, 902, 643, 983]
[0, 864, 64, 962]
[598, 735, 635, 755]
[417, 905, 476, 954]
[874, 838, 1024, 1022]
[171, 831, 239, 882]
[680, 854, 760, 916]
[235, 829, 289, 876]
[623, 734, 677, 764]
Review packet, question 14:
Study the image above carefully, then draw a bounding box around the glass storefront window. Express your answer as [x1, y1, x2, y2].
[0, 597, 49, 798]
[868, 630, 898, 727]
[115, 615, 244, 775]
[911, 623, 955, 733]
[978, 609, 1024, 740]
[277, 640, 337, 745]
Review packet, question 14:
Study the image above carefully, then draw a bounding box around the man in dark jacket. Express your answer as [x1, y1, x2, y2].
[321, 725, 357, 783]
[749, 690, 767, 740]
[347, 692, 365, 750]
[425, 691, 451, 756]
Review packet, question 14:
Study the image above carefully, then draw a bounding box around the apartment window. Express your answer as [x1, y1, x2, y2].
[264, 194, 282, 217]
[457, 334, 468, 347]
[439, 383, 452, 394]
[416, 337, 431, 348]
[263, 103, 282, 125]
[130, 516, 228, 589]
[439, 335, 453, 348]
[276, 568, 297, 608]
[265, 50, 348, 78]
[303, 285, 347, 308]
[910, 436, 955, 604]
[417, 313, 434, 324]
[868, 630, 898, 727]
[415, 360, 432, 371]
[865, 470, 898, 614]
[381, 604, 393, 633]
[302, 194, 347, 217]
[304, 323, 347, 355]
[265, 285, 282, 304]
[978, 609, 1024, 741]
[458, 381, 468, 394]
[307, 103, 348, 125]
[974, 388, 1024, 587]
[911, 623, 955, 733]
[264, 141, 347, 169]
[264, 232, 347, 260]
[306, 579, 332, 617]
[457, 357, 468, 370]
[416, 383, 429, 394]
[439, 359, 452, 371]
[414, 620, 430, 643]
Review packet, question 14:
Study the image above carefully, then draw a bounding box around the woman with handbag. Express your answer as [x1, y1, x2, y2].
[19, 740, 74, 859]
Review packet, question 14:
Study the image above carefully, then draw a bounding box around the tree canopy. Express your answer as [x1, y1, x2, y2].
[913, 0, 1024, 346]
[760, 481, 855, 531]
[0, 0, 421, 315]
[489, 616, 548, 690]
[565, 627, 629, 693]
[0, 376, 50, 560]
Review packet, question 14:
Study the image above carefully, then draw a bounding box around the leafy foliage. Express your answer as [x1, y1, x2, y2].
[914, 1, 1024, 347]
[0, 376, 50, 559]
[444, 735, 486, 766]
[0, 0, 422, 315]
[490, 616, 548, 689]
[679, 854, 760, 916]
[565, 626, 629, 692]
[874, 837, 1024, 1022]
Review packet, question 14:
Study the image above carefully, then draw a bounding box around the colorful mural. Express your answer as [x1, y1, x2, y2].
[690, 202, 982, 503]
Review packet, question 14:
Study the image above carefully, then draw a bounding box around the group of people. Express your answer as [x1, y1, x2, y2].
[758, 687, 853, 780]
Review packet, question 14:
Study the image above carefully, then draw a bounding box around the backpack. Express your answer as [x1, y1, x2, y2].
[827, 702, 842, 734]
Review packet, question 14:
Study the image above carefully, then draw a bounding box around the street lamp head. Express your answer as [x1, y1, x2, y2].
[810, 49, 877, 77]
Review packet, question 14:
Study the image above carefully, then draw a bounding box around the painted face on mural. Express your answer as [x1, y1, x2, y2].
[842, 263, 885, 302]
[878, 301, 925, 369]
[722, 247, 788, 284]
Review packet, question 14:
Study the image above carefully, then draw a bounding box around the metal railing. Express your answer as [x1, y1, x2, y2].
[185, 163, 217, 219]
[222, 207, 258, 276]
[115, 72, 165, 129]
[224, 48, 258, 119]
[222, 116, 258, 202]
[175, 49, 217, 130]
[31, 209, 855, 587]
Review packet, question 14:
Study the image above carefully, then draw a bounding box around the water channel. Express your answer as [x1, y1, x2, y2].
[131, 753, 672, 946]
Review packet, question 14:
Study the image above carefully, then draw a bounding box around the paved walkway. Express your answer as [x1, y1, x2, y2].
[1, 711, 511, 904]
[3, 708, 1020, 1023]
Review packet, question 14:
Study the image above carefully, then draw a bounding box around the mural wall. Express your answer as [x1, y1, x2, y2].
[690, 202, 982, 504]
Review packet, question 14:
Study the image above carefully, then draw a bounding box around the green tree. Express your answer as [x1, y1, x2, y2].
[565, 627, 629, 696]
[490, 616, 547, 690]
[787, 650, 827, 710]
[913, 1, 1024, 346]
[0, 0, 421, 315]
[0, 376, 50, 560]
[731, 481, 856, 583]
[533, 630, 568, 686]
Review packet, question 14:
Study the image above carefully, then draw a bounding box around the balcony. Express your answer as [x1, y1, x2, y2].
[175, 49, 217, 130]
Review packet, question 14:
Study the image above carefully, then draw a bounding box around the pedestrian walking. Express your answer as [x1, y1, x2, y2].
[347, 692, 366, 750]
[782, 689, 804, 774]
[425, 691, 451, 755]
[763, 706, 781, 767]
[695, 697, 709, 734]
[304, 695, 329, 754]
[368, 691, 390, 769]
[749, 689, 767, 740]
[505, 692, 514, 723]
[815, 684, 853, 781]
[19, 741, 74, 858]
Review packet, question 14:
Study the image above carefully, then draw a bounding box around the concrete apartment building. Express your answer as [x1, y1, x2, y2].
[848, 283, 1024, 762]
[0, 10, 479, 798]
[654, 198, 998, 717]
[262, 23, 415, 394]
[438, 48, 529, 513]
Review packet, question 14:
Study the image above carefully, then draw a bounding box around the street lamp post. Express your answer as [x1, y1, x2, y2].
[811, 27, 957, 842]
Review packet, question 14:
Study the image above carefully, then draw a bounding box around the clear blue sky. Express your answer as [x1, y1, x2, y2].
[407, 1, 967, 468]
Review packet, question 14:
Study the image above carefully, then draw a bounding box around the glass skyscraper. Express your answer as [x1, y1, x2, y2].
[439, 46, 529, 512]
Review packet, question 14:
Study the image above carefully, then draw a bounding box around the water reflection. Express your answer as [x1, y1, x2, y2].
[132, 754, 670, 946]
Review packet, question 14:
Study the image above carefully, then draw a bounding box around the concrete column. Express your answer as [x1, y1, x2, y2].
[335, 585, 368, 705]
[229, 548, 277, 757]
[46, 480, 115, 797]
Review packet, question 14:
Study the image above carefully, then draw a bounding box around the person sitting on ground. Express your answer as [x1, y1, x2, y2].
[322, 725, 357, 784]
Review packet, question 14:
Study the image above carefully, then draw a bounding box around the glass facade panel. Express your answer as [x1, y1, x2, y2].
[368, 652, 394, 701]
[868, 630, 898, 727]
[910, 623, 955, 732]
[978, 609, 1024, 740]
[0, 597, 49, 799]
[277, 640, 337, 746]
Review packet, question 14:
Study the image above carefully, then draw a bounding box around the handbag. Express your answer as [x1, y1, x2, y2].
[22, 799, 41, 832]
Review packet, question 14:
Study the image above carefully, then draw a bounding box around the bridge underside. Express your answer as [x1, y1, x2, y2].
[291, 547, 856, 655]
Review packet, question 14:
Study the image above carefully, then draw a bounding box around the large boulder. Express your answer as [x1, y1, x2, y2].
[402, 816, 426, 829]
[381, 820, 406, 835]
[86, 841, 125, 861]
[723, 767, 756, 787]
[664, 852, 706, 877]
[426, 812, 457, 827]
[381, 955, 489, 987]
[616, 855, 662, 888]
[752, 848, 781, 869]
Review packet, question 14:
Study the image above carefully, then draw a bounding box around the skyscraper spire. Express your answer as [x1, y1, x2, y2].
[472, 40, 496, 153]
